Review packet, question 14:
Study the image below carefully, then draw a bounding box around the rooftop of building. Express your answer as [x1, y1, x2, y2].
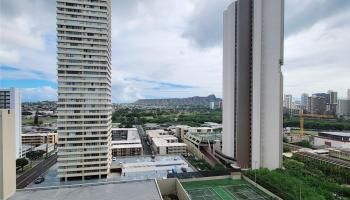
[146, 129, 169, 134]
[186, 132, 222, 142]
[111, 127, 137, 131]
[147, 130, 174, 138]
[10, 180, 162, 200]
[34, 143, 55, 151]
[27, 155, 194, 188]
[21, 132, 57, 137]
[111, 127, 141, 145]
[144, 123, 160, 128]
[319, 131, 350, 137]
[111, 143, 142, 149]
[329, 148, 350, 153]
[188, 127, 214, 130]
[110, 155, 194, 180]
[152, 137, 187, 147]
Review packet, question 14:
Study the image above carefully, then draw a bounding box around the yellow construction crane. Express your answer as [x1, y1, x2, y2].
[299, 110, 335, 136]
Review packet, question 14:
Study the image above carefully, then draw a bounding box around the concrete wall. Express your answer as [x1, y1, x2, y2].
[235, 0, 253, 169]
[184, 140, 215, 167]
[252, 0, 284, 169]
[157, 178, 191, 200]
[243, 175, 282, 200]
[179, 175, 234, 183]
[222, 2, 236, 159]
[0, 109, 16, 200]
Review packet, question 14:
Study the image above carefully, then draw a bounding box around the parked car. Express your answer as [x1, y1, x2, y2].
[112, 157, 117, 161]
[34, 176, 45, 184]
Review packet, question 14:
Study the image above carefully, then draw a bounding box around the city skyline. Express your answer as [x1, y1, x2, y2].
[0, 0, 350, 102]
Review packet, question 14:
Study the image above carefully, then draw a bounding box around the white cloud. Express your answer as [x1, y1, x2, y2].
[0, 0, 56, 79]
[0, 49, 20, 64]
[283, 9, 350, 99]
[21, 86, 57, 102]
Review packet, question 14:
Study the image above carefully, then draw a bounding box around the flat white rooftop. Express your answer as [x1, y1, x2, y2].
[319, 131, 350, 137]
[111, 127, 141, 144]
[152, 137, 187, 147]
[111, 143, 142, 149]
[21, 132, 56, 137]
[10, 180, 162, 200]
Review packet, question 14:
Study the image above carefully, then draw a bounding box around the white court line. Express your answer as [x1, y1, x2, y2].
[221, 185, 241, 200]
[210, 187, 225, 200]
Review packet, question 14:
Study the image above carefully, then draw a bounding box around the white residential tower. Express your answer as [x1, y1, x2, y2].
[56, 0, 112, 181]
[0, 88, 22, 158]
[222, 0, 284, 169]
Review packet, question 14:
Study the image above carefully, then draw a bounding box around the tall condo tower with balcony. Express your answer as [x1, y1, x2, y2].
[0, 88, 21, 158]
[222, 0, 284, 170]
[56, 0, 112, 181]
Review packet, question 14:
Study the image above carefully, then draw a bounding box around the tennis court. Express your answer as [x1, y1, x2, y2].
[182, 179, 273, 200]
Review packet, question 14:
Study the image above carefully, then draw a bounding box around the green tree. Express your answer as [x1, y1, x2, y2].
[294, 140, 312, 148]
[16, 158, 28, 172]
[33, 110, 39, 125]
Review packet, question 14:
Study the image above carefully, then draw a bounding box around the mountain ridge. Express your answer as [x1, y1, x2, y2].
[133, 94, 222, 106]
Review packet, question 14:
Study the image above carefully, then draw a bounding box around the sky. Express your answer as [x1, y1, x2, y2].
[0, 0, 349, 102]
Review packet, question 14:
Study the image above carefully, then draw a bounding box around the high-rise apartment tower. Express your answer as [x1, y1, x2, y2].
[56, 0, 112, 181]
[283, 94, 293, 109]
[222, 0, 284, 169]
[0, 88, 21, 158]
[0, 109, 16, 200]
[301, 93, 309, 107]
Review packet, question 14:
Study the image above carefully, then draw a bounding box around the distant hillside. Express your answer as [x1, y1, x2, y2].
[134, 95, 222, 106]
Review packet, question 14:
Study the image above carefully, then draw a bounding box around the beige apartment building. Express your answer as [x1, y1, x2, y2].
[0, 109, 16, 200]
[56, 0, 112, 181]
[111, 128, 143, 157]
[147, 130, 187, 155]
[176, 126, 213, 140]
[21, 132, 58, 146]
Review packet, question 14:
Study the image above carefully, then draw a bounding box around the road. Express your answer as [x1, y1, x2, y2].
[136, 125, 153, 155]
[16, 153, 57, 189]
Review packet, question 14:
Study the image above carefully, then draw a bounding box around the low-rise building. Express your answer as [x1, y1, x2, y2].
[176, 126, 214, 140]
[337, 99, 350, 119]
[21, 132, 57, 147]
[147, 130, 187, 155]
[144, 123, 160, 130]
[111, 128, 143, 157]
[34, 143, 55, 153]
[329, 148, 350, 161]
[202, 122, 222, 130]
[175, 125, 190, 139]
[21, 145, 32, 156]
[312, 131, 350, 149]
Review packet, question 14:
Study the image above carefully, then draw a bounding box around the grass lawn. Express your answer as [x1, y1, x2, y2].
[290, 129, 318, 136]
[22, 117, 57, 125]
